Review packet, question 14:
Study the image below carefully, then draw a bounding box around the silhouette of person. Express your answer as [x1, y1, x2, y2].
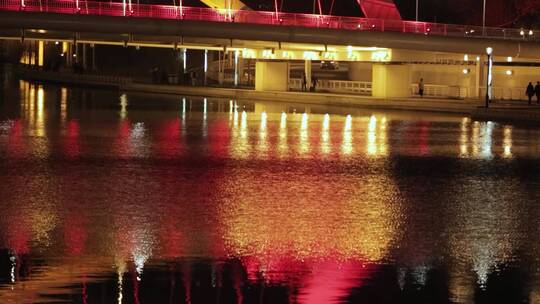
[526, 82, 535, 105]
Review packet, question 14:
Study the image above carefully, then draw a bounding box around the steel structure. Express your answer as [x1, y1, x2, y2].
[1, 0, 537, 42]
[357, 0, 401, 20]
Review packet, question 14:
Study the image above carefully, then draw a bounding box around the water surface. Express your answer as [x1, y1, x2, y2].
[1, 81, 540, 303]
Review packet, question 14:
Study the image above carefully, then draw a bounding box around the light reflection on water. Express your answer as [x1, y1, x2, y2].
[1, 81, 540, 303]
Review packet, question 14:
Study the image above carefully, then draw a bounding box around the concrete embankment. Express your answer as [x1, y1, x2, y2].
[122, 83, 480, 115]
[14, 67, 132, 88]
[471, 106, 540, 123]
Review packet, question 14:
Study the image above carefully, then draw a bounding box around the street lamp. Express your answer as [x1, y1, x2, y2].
[416, 0, 419, 21]
[482, 0, 486, 36]
[485, 47, 493, 108]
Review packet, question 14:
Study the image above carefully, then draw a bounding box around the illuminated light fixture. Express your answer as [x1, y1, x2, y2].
[462, 68, 470, 74]
[371, 50, 390, 62]
[529, 30, 534, 36]
[476, 56, 481, 61]
[520, 30, 525, 36]
[204, 49, 208, 73]
[55, 41, 59, 45]
[347, 45, 353, 52]
[234, 50, 239, 86]
[507, 56, 512, 62]
[303, 51, 317, 60]
[262, 49, 275, 59]
[73, 53, 77, 57]
[357, 24, 362, 28]
[505, 70, 514, 76]
[470, 29, 475, 33]
[486, 47, 493, 55]
[464, 54, 469, 61]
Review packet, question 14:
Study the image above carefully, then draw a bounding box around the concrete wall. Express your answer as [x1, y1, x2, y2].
[372, 63, 411, 98]
[255, 61, 290, 91]
[411, 64, 476, 87]
[348, 62, 372, 82]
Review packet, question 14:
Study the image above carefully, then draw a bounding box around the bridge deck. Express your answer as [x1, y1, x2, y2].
[2, 0, 537, 42]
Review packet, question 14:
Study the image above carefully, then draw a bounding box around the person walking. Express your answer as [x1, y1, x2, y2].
[301, 73, 307, 92]
[526, 82, 535, 105]
[311, 77, 318, 92]
[418, 78, 425, 98]
[535, 81, 540, 104]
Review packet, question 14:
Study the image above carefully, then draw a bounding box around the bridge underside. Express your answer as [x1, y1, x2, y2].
[1, 11, 536, 58]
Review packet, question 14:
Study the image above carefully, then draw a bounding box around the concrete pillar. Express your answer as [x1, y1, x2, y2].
[37, 40, 44, 67]
[255, 61, 290, 91]
[475, 59, 483, 98]
[372, 63, 411, 98]
[82, 43, 87, 70]
[92, 45, 96, 70]
[348, 62, 372, 82]
[304, 59, 312, 90]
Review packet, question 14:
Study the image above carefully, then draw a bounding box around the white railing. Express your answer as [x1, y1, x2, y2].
[479, 87, 527, 101]
[411, 84, 469, 99]
[289, 78, 372, 95]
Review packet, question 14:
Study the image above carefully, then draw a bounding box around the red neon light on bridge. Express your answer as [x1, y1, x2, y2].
[0, 0, 535, 42]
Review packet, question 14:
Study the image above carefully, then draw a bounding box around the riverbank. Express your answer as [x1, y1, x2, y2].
[122, 82, 481, 115]
[12, 66, 540, 123]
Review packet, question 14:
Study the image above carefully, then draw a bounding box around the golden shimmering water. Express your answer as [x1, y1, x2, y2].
[0, 81, 540, 303]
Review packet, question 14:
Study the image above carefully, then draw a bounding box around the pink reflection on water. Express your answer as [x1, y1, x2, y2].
[155, 119, 183, 158]
[63, 119, 81, 158]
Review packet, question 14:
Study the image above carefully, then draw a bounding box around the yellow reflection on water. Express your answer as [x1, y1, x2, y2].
[230, 110, 250, 159]
[299, 113, 310, 155]
[257, 112, 268, 154]
[60, 88, 67, 124]
[503, 125, 513, 158]
[341, 115, 353, 155]
[119, 93, 128, 120]
[366, 115, 388, 157]
[278, 112, 288, 157]
[470, 121, 494, 159]
[220, 170, 401, 264]
[459, 118, 470, 157]
[321, 114, 331, 155]
[36, 87, 45, 137]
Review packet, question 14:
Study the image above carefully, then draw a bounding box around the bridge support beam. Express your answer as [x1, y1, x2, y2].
[372, 63, 411, 98]
[304, 60, 312, 91]
[255, 61, 290, 91]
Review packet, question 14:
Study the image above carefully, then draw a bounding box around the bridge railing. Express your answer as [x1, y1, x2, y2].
[2, 0, 537, 42]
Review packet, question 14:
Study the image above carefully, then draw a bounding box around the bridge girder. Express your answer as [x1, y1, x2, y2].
[199, 0, 402, 20]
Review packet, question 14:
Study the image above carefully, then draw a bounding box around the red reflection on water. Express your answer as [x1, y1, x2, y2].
[6, 120, 25, 156]
[242, 256, 374, 304]
[209, 119, 231, 158]
[418, 121, 430, 155]
[155, 119, 183, 157]
[63, 119, 81, 158]
[115, 120, 131, 158]
[298, 260, 372, 304]
[64, 214, 87, 256]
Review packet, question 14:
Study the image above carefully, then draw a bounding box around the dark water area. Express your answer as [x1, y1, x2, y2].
[1, 80, 540, 303]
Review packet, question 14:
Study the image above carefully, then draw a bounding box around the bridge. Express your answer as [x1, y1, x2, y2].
[1, 0, 539, 99]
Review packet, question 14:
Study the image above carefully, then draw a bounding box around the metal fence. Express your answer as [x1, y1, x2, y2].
[1, 0, 537, 42]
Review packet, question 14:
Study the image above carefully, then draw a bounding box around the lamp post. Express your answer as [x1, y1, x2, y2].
[416, 0, 419, 21]
[485, 47, 493, 108]
[482, 0, 486, 36]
